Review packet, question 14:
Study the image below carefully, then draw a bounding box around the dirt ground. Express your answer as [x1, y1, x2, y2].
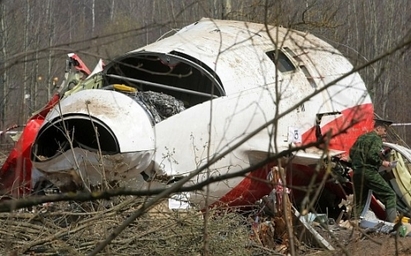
[305, 221, 411, 256]
[347, 235, 411, 256]
[313, 232, 411, 256]
[249, 208, 411, 256]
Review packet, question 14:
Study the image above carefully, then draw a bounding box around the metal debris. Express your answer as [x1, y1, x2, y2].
[136, 91, 186, 123]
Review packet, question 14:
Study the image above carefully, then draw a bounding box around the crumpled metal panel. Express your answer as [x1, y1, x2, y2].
[33, 148, 153, 191]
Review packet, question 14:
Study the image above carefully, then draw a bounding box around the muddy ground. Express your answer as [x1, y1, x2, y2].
[310, 221, 411, 256]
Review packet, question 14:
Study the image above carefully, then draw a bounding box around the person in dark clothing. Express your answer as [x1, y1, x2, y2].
[349, 118, 397, 222]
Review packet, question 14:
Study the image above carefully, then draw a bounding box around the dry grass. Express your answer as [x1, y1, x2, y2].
[0, 144, 272, 255]
[0, 198, 267, 255]
[3, 188, 411, 256]
[0, 145, 263, 255]
[4, 145, 403, 256]
[0, 145, 332, 255]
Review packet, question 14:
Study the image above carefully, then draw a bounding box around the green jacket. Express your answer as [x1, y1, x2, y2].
[349, 131, 383, 172]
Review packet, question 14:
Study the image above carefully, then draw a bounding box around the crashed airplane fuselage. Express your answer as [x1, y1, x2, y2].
[2, 18, 376, 215]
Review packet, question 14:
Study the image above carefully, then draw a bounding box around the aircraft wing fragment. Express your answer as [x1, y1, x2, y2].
[288, 147, 345, 166]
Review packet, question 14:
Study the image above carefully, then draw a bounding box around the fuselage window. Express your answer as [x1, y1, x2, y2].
[266, 49, 296, 73]
[300, 65, 317, 88]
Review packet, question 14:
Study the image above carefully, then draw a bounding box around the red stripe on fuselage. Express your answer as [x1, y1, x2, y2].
[302, 103, 374, 158]
[0, 94, 60, 197]
[216, 103, 374, 207]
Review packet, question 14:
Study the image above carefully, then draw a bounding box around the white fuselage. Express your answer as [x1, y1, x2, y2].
[31, 18, 374, 208]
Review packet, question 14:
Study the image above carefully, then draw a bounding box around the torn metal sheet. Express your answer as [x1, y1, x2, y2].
[33, 147, 153, 191]
[294, 207, 335, 251]
[360, 210, 411, 237]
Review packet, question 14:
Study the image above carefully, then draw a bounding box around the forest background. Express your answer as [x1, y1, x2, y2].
[1, 0, 411, 144]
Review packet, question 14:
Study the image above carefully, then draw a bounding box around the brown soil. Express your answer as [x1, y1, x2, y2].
[306, 222, 411, 256]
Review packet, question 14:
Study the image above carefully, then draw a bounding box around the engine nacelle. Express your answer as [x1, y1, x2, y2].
[31, 89, 155, 191]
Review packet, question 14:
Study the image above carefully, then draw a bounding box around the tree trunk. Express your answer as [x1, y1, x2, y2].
[46, 0, 54, 100]
[23, 0, 30, 122]
[92, 0, 95, 36]
[0, 3, 7, 126]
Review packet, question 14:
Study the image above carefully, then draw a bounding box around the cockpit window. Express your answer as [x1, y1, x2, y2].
[103, 51, 225, 108]
[266, 49, 296, 73]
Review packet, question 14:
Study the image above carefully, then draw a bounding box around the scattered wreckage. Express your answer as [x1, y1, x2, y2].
[1, 18, 411, 245]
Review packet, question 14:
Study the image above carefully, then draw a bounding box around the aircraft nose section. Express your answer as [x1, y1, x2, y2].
[31, 89, 155, 191]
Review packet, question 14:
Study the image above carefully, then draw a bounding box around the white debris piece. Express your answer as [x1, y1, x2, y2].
[168, 192, 191, 210]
